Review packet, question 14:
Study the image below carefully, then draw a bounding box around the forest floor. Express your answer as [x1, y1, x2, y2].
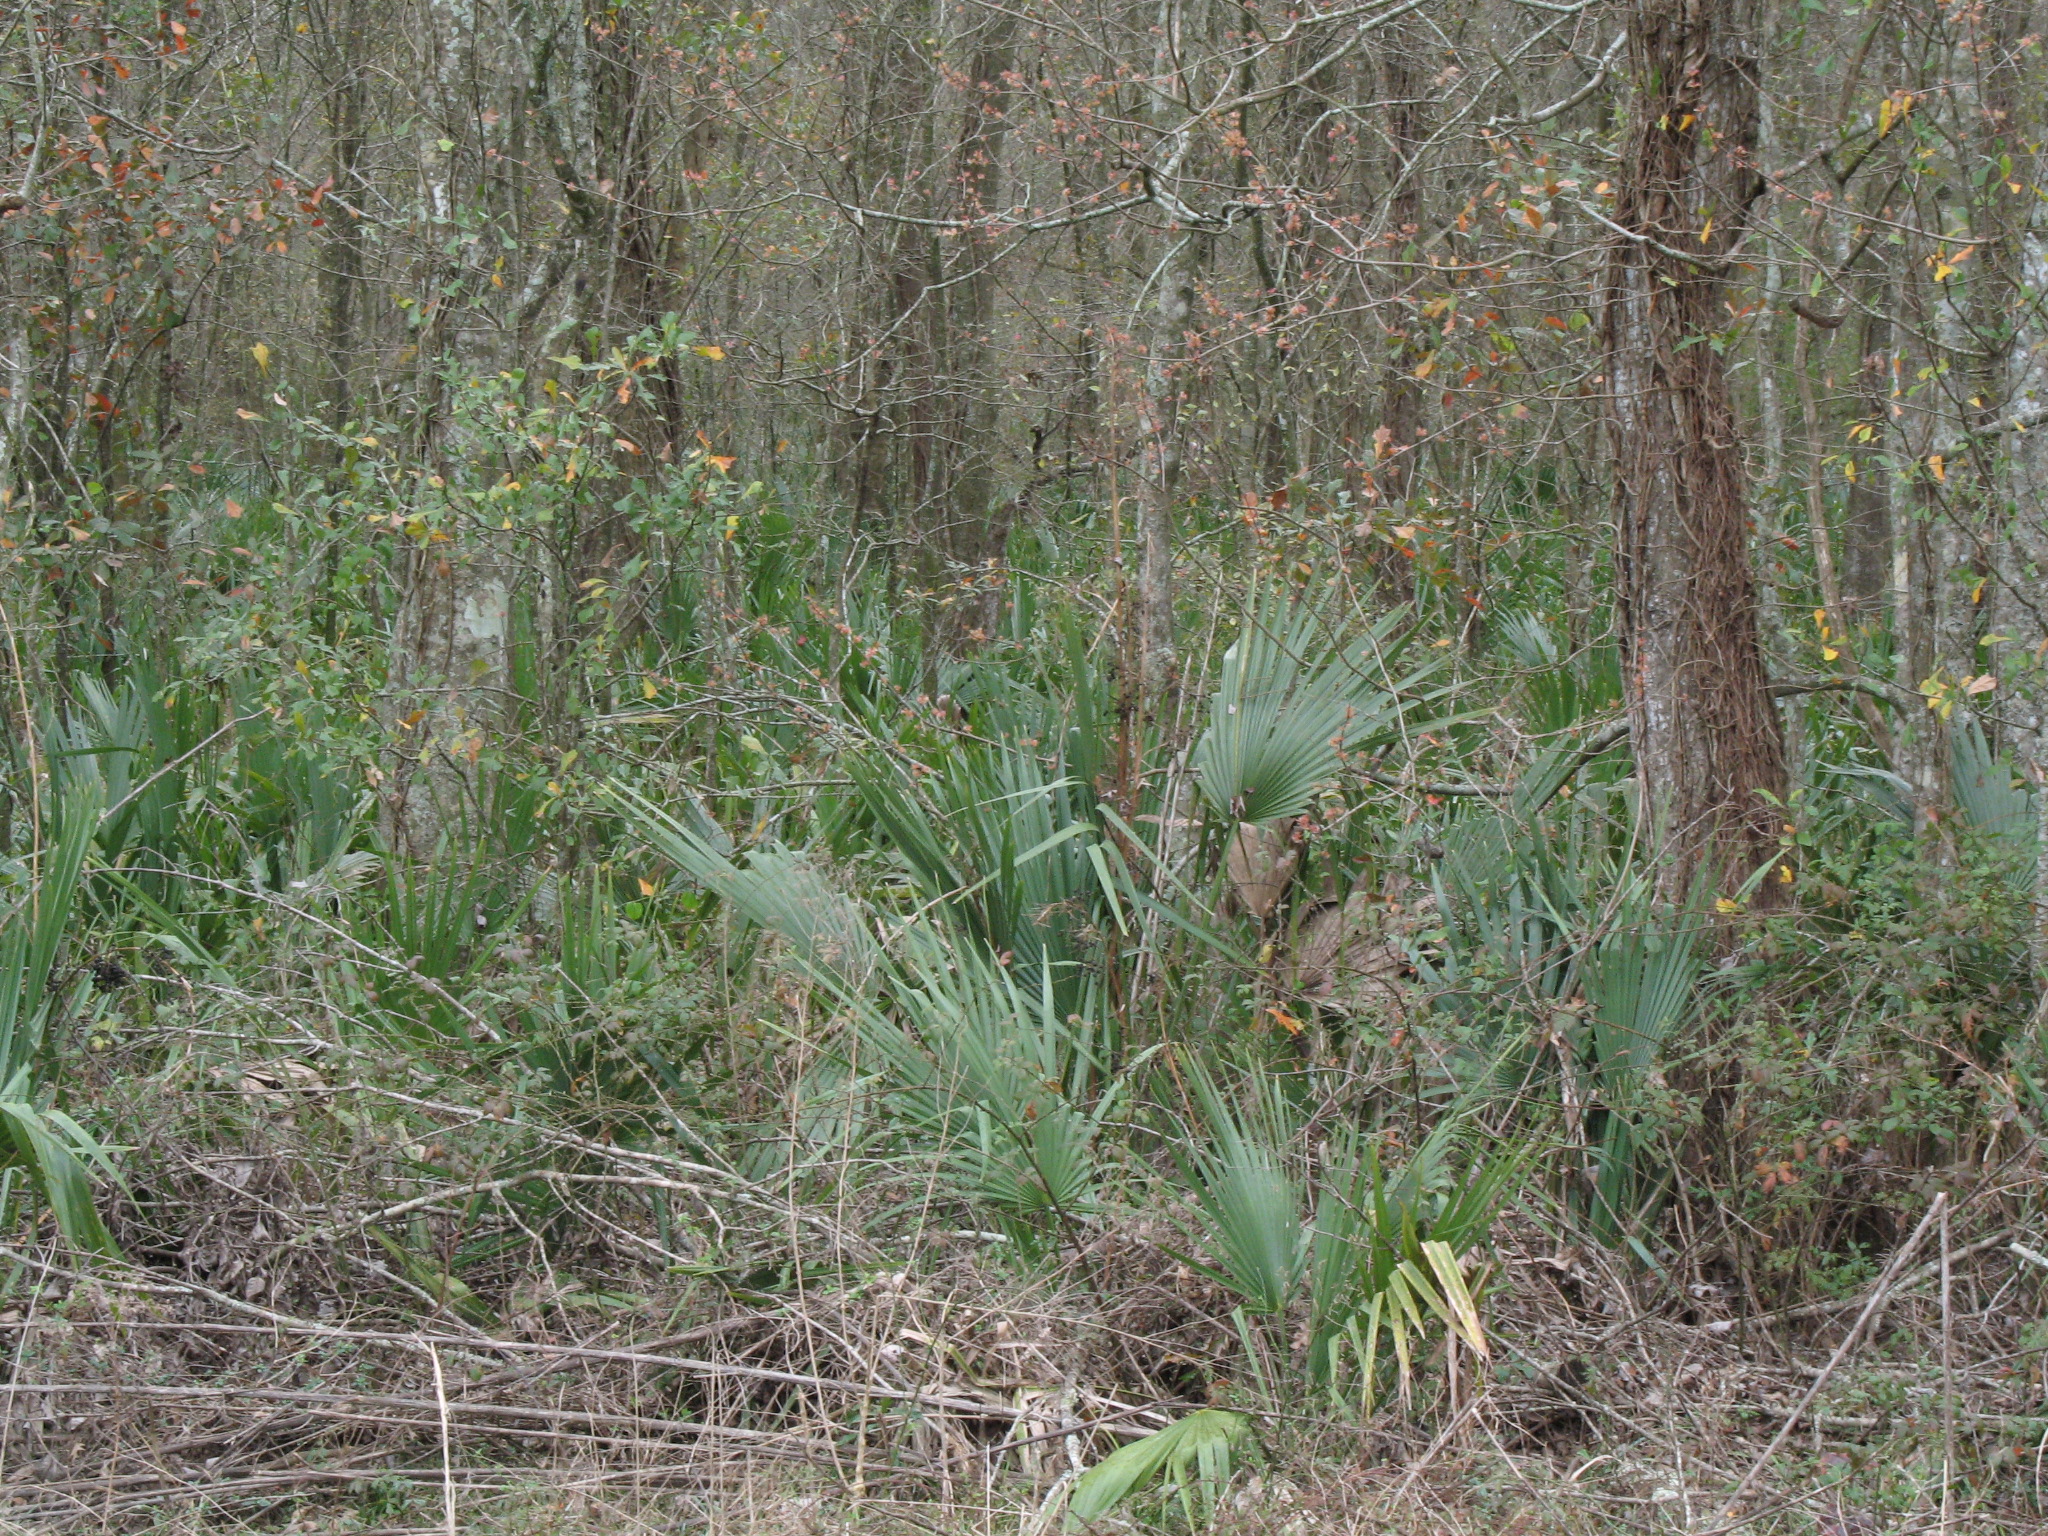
[0, 1222, 2031, 1536]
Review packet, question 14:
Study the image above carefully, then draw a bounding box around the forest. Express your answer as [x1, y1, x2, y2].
[3, 0, 2048, 1529]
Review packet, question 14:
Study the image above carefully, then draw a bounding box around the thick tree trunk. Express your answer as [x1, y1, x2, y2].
[1603, 0, 1788, 902]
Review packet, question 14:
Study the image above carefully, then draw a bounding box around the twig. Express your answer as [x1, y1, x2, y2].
[0, 1381, 854, 1450]
[1389, 1393, 1486, 1502]
[1941, 1200, 1955, 1532]
[1740, 1227, 2015, 1323]
[1707, 1194, 1947, 1532]
[427, 1339, 457, 1536]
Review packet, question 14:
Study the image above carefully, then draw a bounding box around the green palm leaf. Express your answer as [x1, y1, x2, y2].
[1067, 1408, 1252, 1528]
[1192, 598, 1439, 825]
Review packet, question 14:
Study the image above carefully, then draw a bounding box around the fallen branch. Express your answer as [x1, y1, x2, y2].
[1706, 1193, 1947, 1532]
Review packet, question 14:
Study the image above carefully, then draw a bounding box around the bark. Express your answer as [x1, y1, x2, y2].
[1372, 25, 1429, 576]
[317, 0, 370, 436]
[386, 530, 517, 863]
[936, 8, 1021, 646]
[1133, 0, 1195, 706]
[1889, 242, 1949, 831]
[385, 0, 518, 863]
[1603, 0, 1789, 901]
[1840, 262, 1895, 619]
[1136, 227, 1192, 706]
[1963, 0, 2041, 755]
[836, 5, 939, 552]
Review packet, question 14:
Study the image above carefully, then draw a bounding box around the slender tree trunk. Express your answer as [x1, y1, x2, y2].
[1603, 0, 1789, 902]
[1136, 231, 1192, 705]
[318, 0, 369, 437]
[1890, 240, 1949, 832]
[1372, 23, 1428, 605]
[385, 0, 516, 863]
[1840, 259, 1895, 620]
[1134, 0, 1194, 706]
[938, 7, 1020, 645]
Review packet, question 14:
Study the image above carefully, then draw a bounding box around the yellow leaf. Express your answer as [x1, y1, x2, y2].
[1933, 262, 1955, 281]
[1813, 609, 1828, 628]
[694, 345, 725, 360]
[251, 342, 270, 375]
[1822, 647, 1839, 661]
[1699, 215, 1714, 245]
[642, 676, 658, 700]
[1715, 897, 1743, 915]
[236, 408, 260, 421]
[1929, 454, 1945, 482]
[1421, 1241, 1489, 1359]
[637, 877, 657, 898]
[1413, 355, 1436, 380]
[1778, 864, 1795, 884]
[1266, 1006, 1304, 1036]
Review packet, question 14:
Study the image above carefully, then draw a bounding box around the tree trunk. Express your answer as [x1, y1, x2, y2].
[1134, 0, 1194, 707]
[1889, 240, 1949, 832]
[937, 7, 1020, 646]
[385, 0, 516, 863]
[1840, 262, 1894, 620]
[1603, 0, 1788, 902]
[1372, 23, 1428, 605]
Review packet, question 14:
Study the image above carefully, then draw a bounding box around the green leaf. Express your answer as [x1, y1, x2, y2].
[1192, 596, 1438, 824]
[1067, 1409, 1252, 1527]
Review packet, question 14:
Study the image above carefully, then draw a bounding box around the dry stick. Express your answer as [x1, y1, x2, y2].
[1708, 1193, 1948, 1532]
[1940, 1199, 1955, 1533]
[1737, 1226, 2016, 1324]
[0, 1247, 1114, 1433]
[1388, 1394, 1486, 1504]
[427, 1339, 456, 1536]
[0, 1380, 822, 1439]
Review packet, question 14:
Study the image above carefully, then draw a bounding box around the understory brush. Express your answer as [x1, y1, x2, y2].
[4, 468, 2048, 1532]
